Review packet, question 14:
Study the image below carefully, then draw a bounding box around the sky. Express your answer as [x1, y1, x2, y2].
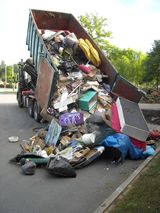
[0, 0, 160, 65]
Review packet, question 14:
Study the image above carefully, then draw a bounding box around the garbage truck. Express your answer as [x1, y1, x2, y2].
[17, 9, 144, 122]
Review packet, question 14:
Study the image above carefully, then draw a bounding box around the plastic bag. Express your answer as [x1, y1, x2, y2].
[143, 145, 155, 157]
[46, 156, 76, 177]
[42, 30, 55, 40]
[59, 112, 84, 127]
[21, 160, 37, 175]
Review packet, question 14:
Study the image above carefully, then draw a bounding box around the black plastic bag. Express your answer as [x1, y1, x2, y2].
[21, 160, 37, 175]
[46, 156, 76, 177]
[58, 61, 73, 76]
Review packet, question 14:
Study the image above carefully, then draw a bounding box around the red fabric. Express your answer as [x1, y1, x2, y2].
[79, 65, 91, 74]
[150, 131, 160, 140]
[22, 91, 33, 96]
[111, 103, 146, 151]
[111, 104, 121, 133]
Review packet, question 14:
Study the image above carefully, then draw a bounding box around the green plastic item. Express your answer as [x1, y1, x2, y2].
[20, 158, 49, 166]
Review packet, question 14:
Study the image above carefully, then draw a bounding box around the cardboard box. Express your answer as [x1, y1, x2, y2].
[116, 97, 149, 141]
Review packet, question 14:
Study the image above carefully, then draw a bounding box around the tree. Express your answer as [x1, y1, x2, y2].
[1, 65, 17, 83]
[143, 40, 160, 90]
[13, 64, 18, 74]
[133, 51, 146, 86]
[109, 47, 146, 84]
[78, 12, 113, 55]
[0, 60, 6, 78]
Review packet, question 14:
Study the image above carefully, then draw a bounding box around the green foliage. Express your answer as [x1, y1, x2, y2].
[142, 40, 160, 89]
[0, 83, 15, 88]
[13, 64, 18, 74]
[109, 47, 146, 85]
[0, 60, 6, 78]
[1, 62, 17, 83]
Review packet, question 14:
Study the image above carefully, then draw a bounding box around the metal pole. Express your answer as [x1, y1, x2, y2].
[12, 65, 15, 91]
[4, 66, 7, 89]
[12, 64, 14, 77]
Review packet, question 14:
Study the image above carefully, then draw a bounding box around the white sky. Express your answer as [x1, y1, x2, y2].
[0, 0, 160, 65]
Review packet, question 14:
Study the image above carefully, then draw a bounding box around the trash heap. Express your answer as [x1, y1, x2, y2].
[10, 30, 157, 177]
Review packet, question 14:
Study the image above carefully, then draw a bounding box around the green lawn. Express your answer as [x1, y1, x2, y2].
[106, 151, 160, 213]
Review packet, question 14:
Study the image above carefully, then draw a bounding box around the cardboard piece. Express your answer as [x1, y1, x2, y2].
[20, 143, 32, 153]
[33, 137, 46, 150]
[54, 97, 74, 109]
[60, 136, 72, 146]
[73, 146, 104, 169]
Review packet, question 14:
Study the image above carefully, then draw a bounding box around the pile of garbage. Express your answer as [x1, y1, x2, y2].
[140, 90, 160, 103]
[10, 30, 158, 177]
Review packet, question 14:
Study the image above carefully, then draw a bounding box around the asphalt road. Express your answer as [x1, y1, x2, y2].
[0, 93, 152, 213]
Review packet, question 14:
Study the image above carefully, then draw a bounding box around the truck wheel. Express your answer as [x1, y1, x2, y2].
[33, 101, 41, 122]
[17, 90, 23, 108]
[28, 99, 34, 118]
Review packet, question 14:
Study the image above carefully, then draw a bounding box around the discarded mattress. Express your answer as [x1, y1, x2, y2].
[111, 103, 147, 151]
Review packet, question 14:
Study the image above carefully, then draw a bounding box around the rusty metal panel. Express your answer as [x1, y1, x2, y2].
[111, 75, 143, 103]
[35, 57, 56, 109]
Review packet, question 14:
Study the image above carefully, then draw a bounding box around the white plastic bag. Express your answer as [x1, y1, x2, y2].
[42, 30, 55, 40]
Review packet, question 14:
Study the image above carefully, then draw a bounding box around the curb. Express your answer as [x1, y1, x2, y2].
[93, 145, 160, 213]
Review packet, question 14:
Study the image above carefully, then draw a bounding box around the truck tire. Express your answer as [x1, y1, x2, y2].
[28, 99, 34, 118]
[33, 101, 41, 122]
[17, 90, 23, 108]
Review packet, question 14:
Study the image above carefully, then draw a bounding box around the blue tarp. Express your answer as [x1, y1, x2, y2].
[98, 133, 145, 163]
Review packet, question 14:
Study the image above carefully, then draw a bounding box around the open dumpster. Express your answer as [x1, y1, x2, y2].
[12, 9, 155, 177]
[17, 9, 144, 119]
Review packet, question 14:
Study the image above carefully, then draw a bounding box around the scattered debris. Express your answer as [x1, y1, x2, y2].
[8, 136, 19, 143]
[9, 9, 160, 178]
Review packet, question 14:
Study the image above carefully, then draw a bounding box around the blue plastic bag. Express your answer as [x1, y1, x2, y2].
[99, 133, 145, 163]
[143, 145, 155, 157]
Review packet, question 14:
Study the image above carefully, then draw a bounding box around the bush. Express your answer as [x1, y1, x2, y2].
[0, 83, 16, 88]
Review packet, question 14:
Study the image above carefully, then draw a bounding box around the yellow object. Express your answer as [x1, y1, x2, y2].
[98, 95, 111, 110]
[52, 56, 60, 67]
[85, 39, 101, 67]
[47, 145, 55, 155]
[79, 38, 91, 60]
[78, 38, 101, 67]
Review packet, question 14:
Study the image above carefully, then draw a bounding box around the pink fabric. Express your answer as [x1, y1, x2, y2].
[150, 131, 160, 140]
[79, 65, 91, 74]
[111, 103, 146, 151]
[111, 104, 121, 133]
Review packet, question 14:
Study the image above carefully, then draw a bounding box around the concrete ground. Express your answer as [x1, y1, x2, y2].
[0, 93, 160, 213]
[139, 103, 160, 110]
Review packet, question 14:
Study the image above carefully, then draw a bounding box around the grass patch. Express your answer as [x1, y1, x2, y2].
[3, 91, 17, 93]
[3, 90, 17, 93]
[106, 152, 160, 213]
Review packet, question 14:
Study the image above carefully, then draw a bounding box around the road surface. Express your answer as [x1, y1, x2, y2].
[0, 93, 156, 213]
